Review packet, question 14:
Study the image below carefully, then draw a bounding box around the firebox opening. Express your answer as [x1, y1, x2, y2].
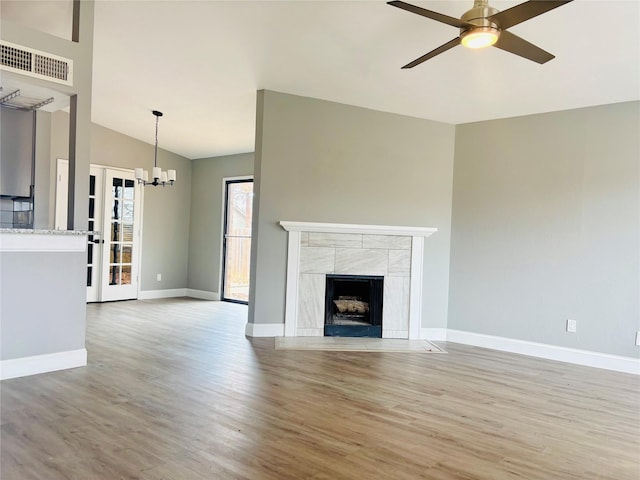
[324, 274, 383, 337]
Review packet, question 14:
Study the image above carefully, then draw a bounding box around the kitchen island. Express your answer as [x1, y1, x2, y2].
[0, 229, 88, 380]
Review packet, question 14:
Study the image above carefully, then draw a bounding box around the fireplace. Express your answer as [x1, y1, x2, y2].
[279, 221, 437, 339]
[325, 274, 383, 337]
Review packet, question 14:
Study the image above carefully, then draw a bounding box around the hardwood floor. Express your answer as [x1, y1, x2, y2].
[1, 298, 638, 479]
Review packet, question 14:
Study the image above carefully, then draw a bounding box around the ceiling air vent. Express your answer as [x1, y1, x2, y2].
[1, 41, 73, 86]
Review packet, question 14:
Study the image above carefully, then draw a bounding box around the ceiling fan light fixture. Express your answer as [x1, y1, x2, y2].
[460, 27, 500, 49]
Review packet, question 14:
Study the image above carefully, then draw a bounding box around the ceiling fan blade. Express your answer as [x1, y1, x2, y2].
[388, 1, 473, 29]
[493, 30, 554, 64]
[402, 37, 461, 69]
[488, 0, 573, 29]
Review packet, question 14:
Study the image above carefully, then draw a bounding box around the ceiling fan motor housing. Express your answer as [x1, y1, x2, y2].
[460, 1, 500, 38]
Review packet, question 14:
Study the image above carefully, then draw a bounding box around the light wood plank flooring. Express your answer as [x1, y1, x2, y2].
[1, 298, 639, 479]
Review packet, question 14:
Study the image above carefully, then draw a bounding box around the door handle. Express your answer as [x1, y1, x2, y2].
[92, 239, 105, 244]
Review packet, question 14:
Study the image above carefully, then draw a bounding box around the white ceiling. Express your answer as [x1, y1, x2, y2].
[8, 1, 640, 160]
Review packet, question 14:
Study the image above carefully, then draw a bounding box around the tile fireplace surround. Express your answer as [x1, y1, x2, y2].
[280, 222, 437, 339]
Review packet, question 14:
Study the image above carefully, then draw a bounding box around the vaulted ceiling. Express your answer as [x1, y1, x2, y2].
[5, 1, 640, 159]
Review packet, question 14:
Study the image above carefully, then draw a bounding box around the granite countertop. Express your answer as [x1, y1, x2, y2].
[0, 228, 98, 236]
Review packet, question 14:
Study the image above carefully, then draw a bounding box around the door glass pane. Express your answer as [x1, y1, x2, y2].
[109, 265, 120, 285]
[111, 199, 121, 220]
[124, 180, 135, 199]
[112, 177, 123, 192]
[122, 223, 133, 242]
[110, 244, 121, 263]
[223, 180, 253, 303]
[121, 265, 131, 285]
[224, 237, 251, 302]
[122, 201, 134, 222]
[111, 223, 120, 242]
[122, 245, 132, 263]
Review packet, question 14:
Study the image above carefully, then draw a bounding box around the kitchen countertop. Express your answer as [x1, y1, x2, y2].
[0, 228, 97, 235]
[1, 229, 94, 252]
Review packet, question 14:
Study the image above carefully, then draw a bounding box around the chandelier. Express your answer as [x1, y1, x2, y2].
[135, 110, 176, 187]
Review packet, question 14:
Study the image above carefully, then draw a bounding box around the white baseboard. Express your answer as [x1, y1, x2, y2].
[446, 330, 640, 375]
[138, 289, 220, 300]
[421, 328, 447, 342]
[245, 322, 285, 337]
[138, 288, 187, 299]
[185, 289, 220, 301]
[1, 348, 87, 380]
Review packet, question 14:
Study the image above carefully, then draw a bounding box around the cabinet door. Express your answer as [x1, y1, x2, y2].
[0, 108, 34, 197]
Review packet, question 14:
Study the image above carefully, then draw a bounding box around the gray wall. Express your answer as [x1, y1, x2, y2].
[188, 153, 254, 294]
[48, 110, 70, 226]
[34, 111, 52, 228]
[449, 101, 640, 358]
[91, 121, 192, 292]
[1, 250, 86, 360]
[50, 112, 193, 292]
[249, 90, 456, 328]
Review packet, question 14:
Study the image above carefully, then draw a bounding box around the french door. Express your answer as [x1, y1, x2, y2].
[87, 167, 142, 302]
[221, 178, 253, 303]
[86, 166, 104, 302]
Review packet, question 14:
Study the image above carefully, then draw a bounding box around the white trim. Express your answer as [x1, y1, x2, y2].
[138, 288, 221, 301]
[136, 175, 145, 301]
[280, 221, 437, 237]
[54, 158, 69, 230]
[245, 322, 285, 337]
[446, 329, 640, 375]
[222, 175, 254, 182]
[91, 163, 140, 174]
[408, 237, 424, 340]
[138, 288, 187, 299]
[284, 230, 301, 336]
[421, 328, 447, 342]
[1, 349, 87, 380]
[0, 232, 86, 252]
[186, 289, 220, 301]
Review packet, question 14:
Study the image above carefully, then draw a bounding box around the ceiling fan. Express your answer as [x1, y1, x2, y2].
[388, 0, 573, 68]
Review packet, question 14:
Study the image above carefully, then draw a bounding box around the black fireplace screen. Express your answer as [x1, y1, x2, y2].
[324, 274, 383, 337]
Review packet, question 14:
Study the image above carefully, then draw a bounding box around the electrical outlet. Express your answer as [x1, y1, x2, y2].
[156, 273, 162, 282]
[566, 319, 577, 333]
[635, 331, 640, 347]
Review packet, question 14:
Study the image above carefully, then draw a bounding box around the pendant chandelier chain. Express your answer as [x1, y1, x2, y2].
[154, 113, 159, 168]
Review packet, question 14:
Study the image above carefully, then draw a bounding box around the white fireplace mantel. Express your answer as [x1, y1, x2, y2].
[280, 221, 437, 339]
[280, 221, 437, 237]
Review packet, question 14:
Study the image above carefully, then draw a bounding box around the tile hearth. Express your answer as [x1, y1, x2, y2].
[275, 336, 446, 353]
